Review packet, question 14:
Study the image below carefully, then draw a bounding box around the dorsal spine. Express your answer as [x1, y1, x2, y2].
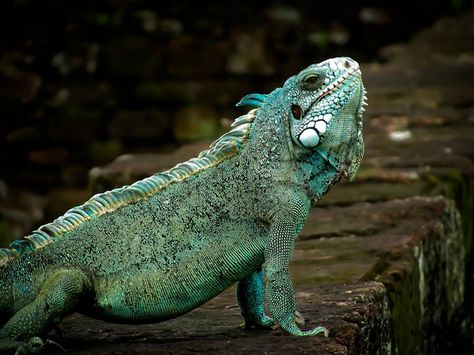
[0, 109, 257, 266]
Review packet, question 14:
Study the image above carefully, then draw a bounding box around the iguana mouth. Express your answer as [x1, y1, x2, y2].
[307, 59, 367, 180]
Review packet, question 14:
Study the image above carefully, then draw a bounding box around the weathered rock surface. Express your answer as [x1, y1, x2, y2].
[44, 196, 463, 354]
[59, 282, 390, 354]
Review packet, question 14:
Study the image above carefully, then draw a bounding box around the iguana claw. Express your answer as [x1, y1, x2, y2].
[44, 338, 67, 354]
[294, 310, 305, 326]
[11, 336, 67, 355]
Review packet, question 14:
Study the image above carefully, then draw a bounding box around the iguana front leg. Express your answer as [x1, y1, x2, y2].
[237, 269, 274, 329]
[264, 196, 328, 337]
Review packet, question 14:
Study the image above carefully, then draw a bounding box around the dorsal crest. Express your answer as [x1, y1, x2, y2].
[0, 108, 258, 267]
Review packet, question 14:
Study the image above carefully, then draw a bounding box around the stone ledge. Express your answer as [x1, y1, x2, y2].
[46, 196, 463, 354]
[58, 282, 390, 355]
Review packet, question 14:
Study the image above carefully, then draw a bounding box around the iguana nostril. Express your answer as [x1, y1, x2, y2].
[291, 104, 302, 120]
[344, 60, 351, 69]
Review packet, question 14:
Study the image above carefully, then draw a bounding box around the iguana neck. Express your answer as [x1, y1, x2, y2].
[236, 88, 340, 206]
[294, 150, 340, 205]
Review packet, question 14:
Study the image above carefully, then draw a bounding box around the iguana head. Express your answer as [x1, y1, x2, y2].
[285, 57, 367, 181]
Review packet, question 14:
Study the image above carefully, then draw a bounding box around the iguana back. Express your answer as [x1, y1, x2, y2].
[1, 108, 262, 320]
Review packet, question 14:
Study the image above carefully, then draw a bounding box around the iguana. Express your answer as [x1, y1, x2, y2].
[0, 57, 367, 353]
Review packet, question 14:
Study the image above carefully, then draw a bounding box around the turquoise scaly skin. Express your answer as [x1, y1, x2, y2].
[0, 57, 366, 353]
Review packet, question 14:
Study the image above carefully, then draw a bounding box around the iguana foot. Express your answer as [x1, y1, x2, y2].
[16, 337, 45, 355]
[0, 336, 67, 355]
[286, 324, 329, 337]
[244, 311, 306, 331]
[299, 325, 329, 337]
[277, 317, 329, 337]
[294, 311, 305, 326]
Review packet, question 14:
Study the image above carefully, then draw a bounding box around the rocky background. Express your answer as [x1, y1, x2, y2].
[1, 1, 474, 354]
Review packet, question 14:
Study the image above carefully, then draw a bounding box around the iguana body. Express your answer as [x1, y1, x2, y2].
[0, 57, 366, 353]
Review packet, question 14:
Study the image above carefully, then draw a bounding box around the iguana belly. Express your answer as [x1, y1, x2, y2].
[88, 223, 268, 323]
[89, 256, 262, 323]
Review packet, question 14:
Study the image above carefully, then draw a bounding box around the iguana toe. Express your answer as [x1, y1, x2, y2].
[7, 336, 67, 355]
[294, 311, 305, 326]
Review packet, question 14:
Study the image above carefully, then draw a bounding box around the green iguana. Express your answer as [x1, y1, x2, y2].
[0, 57, 367, 353]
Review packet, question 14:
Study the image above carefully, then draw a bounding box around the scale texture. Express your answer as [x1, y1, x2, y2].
[0, 57, 366, 353]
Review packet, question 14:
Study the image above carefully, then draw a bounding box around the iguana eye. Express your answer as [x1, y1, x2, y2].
[302, 74, 322, 90]
[291, 104, 302, 120]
